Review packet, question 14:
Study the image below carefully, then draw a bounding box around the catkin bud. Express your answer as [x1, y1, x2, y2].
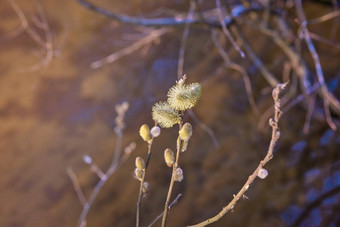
[257, 168, 268, 179]
[179, 123, 192, 141]
[135, 156, 145, 170]
[134, 168, 144, 181]
[181, 140, 188, 152]
[139, 124, 151, 142]
[164, 148, 175, 167]
[150, 126, 161, 137]
[142, 182, 150, 194]
[174, 167, 184, 182]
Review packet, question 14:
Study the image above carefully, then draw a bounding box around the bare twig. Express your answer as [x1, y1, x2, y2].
[307, 10, 340, 25]
[148, 194, 182, 227]
[188, 110, 220, 149]
[7, 0, 54, 72]
[291, 186, 340, 227]
[215, 0, 245, 57]
[91, 28, 168, 69]
[189, 82, 288, 227]
[177, 1, 196, 78]
[194, 1, 260, 116]
[295, 0, 337, 131]
[74, 102, 132, 227]
[67, 168, 86, 207]
[136, 124, 157, 227]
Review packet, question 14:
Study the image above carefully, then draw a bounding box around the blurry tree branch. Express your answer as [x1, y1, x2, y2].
[74, 0, 267, 27]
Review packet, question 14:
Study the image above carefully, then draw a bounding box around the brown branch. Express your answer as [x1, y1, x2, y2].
[91, 28, 168, 69]
[215, 0, 245, 57]
[295, 0, 337, 131]
[74, 0, 267, 28]
[189, 82, 288, 227]
[67, 168, 86, 207]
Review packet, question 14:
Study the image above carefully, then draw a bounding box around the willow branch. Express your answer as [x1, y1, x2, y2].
[136, 132, 156, 227]
[161, 123, 183, 227]
[189, 82, 288, 227]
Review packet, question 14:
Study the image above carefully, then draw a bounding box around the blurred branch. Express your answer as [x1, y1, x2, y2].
[291, 186, 340, 227]
[7, 0, 54, 72]
[68, 102, 134, 227]
[91, 28, 168, 69]
[295, 0, 337, 131]
[74, 0, 267, 27]
[177, 1, 196, 78]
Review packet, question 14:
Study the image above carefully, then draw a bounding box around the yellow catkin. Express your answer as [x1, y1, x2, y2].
[135, 156, 145, 170]
[139, 124, 151, 142]
[179, 122, 192, 141]
[164, 148, 175, 167]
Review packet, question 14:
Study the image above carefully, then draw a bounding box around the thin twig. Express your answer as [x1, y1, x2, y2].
[295, 0, 337, 131]
[307, 9, 340, 25]
[91, 28, 168, 69]
[188, 110, 220, 149]
[161, 122, 183, 227]
[291, 186, 340, 227]
[215, 0, 245, 57]
[67, 168, 86, 206]
[177, 1, 196, 78]
[136, 127, 157, 227]
[148, 194, 182, 227]
[189, 82, 288, 227]
[194, 1, 260, 116]
[7, 0, 54, 72]
[76, 103, 131, 227]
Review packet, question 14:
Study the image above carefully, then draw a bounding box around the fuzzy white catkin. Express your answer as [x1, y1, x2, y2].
[257, 168, 268, 179]
[150, 126, 161, 137]
[174, 167, 184, 182]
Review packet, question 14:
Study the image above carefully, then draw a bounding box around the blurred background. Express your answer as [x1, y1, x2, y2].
[0, 0, 340, 226]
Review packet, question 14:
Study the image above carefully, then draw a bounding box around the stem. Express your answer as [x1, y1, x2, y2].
[161, 123, 183, 227]
[136, 138, 155, 227]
